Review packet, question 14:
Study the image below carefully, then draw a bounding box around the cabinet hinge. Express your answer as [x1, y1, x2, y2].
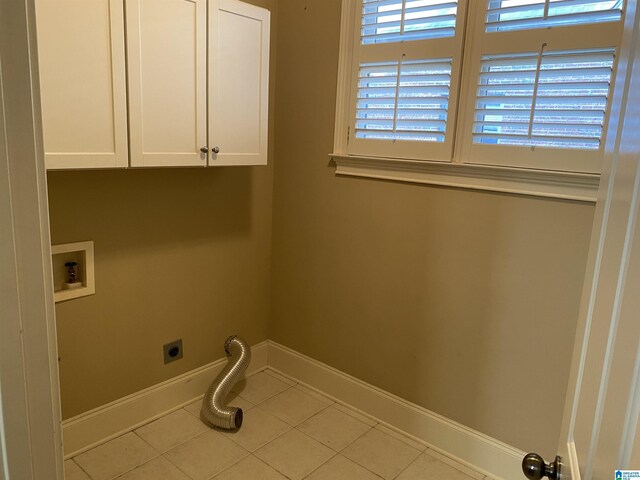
[347, 126, 351, 145]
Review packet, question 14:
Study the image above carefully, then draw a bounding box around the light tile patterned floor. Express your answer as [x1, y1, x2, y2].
[65, 369, 489, 480]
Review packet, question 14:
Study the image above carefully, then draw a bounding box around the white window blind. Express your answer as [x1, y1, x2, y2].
[486, 0, 623, 32]
[347, 0, 466, 161]
[457, 0, 623, 173]
[362, 0, 459, 44]
[356, 58, 453, 142]
[473, 48, 615, 150]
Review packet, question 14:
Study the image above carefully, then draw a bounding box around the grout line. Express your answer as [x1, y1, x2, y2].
[131, 430, 163, 456]
[301, 451, 339, 479]
[293, 405, 338, 445]
[261, 462, 289, 479]
[339, 448, 379, 478]
[261, 366, 298, 383]
[95, 432, 163, 480]
[233, 376, 295, 406]
[250, 455, 286, 479]
[249, 422, 294, 455]
[293, 384, 335, 406]
[314, 453, 386, 480]
[161, 451, 197, 480]
[333, 401, 378, 426]
[226, 416, 292, 453]
[243, 385, 295, 413]
[423, 447, 486, 480]
[70, 457, 95, 480]
[134, 411, 210, 455]
[369, 420, 427, 452]
[331, 402, 377, 427]
[181, 404, 200, 420]
[335, 423, 375, 453]
[284, 428, 338, 477]
[391, 451, 421, 480]
[374, 424, 426, 452]
[262, 367, 298, 386]
[292, 403, 333, 428]
[252, 397, 332, 428]
[252, 450, 293, 480]
[204, 451, 250, 480]
[337, 427, 420, 480]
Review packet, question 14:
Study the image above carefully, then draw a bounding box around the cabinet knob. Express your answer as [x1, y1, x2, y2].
[212, 146, 220, 154]
[200, 146, 209, 154]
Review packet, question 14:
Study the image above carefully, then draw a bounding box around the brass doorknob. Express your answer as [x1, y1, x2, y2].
[522, 453, 561, 480]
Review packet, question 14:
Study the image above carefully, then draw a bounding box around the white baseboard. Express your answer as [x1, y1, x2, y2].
[61, 341, 268, 458]
[267, 341, 525, 480]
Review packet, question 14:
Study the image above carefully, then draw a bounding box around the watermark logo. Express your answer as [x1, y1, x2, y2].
[616, 471, 640, 479]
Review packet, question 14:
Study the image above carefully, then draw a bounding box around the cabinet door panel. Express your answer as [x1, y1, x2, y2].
[127, 0, 207, 167]
[209, 0, 270, 166]
[36, 0, 128, 169]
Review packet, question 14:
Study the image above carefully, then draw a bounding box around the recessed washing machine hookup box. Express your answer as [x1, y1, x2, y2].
[51, 240, 95, 303]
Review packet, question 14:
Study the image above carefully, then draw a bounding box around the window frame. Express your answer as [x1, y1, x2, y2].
[332, 0, 625, 201]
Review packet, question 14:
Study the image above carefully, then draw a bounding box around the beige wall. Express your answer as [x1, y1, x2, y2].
[47, 0, 277, 420]
[270, 0, 595, 457]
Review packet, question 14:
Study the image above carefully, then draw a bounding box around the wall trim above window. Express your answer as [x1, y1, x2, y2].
[331, 154, 599, 202]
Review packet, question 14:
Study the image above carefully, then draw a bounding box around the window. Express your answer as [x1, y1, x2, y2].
[473, 49, 615, 150]
[361, 0, 459, 43]
[485, 0, 623, 32]
[346, 0, 466, 161]
[458, 0, 623, 172]
[334, 0, 625, 198]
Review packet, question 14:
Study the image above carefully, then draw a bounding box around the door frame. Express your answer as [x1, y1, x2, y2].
[558, 0, 640, 478]
[0, 0, 63, 478]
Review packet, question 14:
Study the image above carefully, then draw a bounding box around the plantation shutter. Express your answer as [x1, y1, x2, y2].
[355, 58, 453, 143]
[347, 0, 467, 161]
[473, 48, 615, 150]
[458, 0, 624, 173]
[485, 0, 624, 32]
[361, 0, 459, 43]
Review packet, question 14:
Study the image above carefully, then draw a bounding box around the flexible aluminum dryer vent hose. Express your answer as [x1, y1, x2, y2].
[201, 335, 251, 430]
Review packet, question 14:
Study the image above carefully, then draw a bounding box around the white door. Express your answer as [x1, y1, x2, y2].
[208, 0, 270, 166]
[127, 0, 208, 167]
[527, 2, 640, 479]
[1, 0, 63, 478]
[35, 0, 128, 170]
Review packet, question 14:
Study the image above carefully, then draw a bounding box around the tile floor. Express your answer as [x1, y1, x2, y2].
[65, 369, 490, 480]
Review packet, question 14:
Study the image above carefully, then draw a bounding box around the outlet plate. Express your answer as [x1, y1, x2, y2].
[163, 339, 183, 364]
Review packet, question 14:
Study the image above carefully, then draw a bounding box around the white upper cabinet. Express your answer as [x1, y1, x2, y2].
[36, 0, 128, 170]
[208, 0, 270, 166]
[126, 0, 208, 167]
[128, 0, 269, 168]
[36, 0, 270, 170]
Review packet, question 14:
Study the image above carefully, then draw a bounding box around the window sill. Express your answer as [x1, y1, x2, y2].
[331, 154, 599, 202]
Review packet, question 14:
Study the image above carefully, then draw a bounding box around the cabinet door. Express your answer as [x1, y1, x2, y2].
[36, 0, 128, 169]
[127, 0, 207, 167]
[209, 0, 270, 166]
